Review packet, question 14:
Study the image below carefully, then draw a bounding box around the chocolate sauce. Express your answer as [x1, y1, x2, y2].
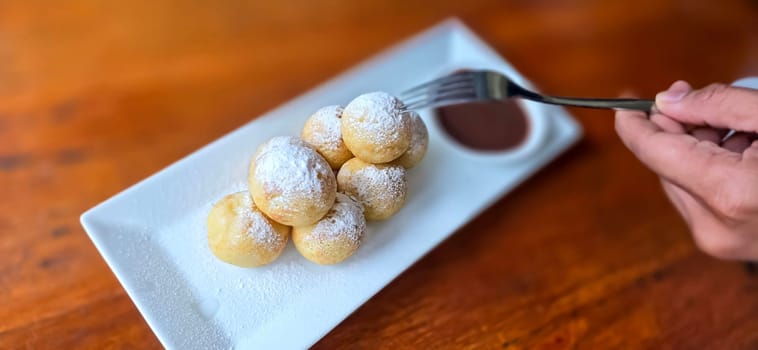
[436, 99, 529, 151]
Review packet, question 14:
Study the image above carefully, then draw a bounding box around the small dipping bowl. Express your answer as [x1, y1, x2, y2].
[429, 69, 549, 163]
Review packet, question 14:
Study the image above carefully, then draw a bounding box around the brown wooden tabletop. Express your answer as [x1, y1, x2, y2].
[2, 1, 758, 349]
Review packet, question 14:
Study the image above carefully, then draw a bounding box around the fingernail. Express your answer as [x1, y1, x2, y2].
[656, 81, 690, 103]
[657, 89, 687, 102]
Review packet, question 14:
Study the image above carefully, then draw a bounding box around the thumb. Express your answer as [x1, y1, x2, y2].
[655, 80, 758, 132]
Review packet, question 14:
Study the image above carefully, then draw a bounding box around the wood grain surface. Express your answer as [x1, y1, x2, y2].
[2, 1, 757, 349]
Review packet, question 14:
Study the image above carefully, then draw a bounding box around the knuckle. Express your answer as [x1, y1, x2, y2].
[695, 83, 730, 105]
[624, 137, 640, 155]
[691, 227, 742, 259]
[711, 181, 753, 220]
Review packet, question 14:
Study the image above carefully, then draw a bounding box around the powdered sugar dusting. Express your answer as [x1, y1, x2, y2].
[305, 105, 344, 153]
[338, 162, 407, 218]
[306, 193, 365, 244]
[355, 164, 406, 206]
[343, 92, 406, 144]
[405, 111, 429, 156]
[234, 193, 284, 250]
[153, 206, 354, 347]
[253, 136, 333, 211]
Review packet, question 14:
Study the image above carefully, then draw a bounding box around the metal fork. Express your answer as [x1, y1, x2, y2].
[400, 70, 654, 112]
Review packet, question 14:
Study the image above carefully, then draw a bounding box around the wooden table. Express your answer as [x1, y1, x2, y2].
[2, 1, 757, 348]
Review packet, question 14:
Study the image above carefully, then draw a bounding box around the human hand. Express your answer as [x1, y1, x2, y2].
[615, 81, 758, 261]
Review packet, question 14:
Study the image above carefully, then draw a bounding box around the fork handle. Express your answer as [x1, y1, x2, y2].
[514, 88, 654, 112]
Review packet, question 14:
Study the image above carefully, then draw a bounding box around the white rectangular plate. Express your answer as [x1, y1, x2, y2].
[81, 19, 582, 350]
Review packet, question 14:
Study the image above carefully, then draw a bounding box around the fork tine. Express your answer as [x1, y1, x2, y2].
[399, 71, 475, 97]
[400, 80, 475, 102]
[402, 85, 474, 104]
[404, 97, 473, 111]
[400, 74, 473, 98]
[402, 88, 477, 111]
